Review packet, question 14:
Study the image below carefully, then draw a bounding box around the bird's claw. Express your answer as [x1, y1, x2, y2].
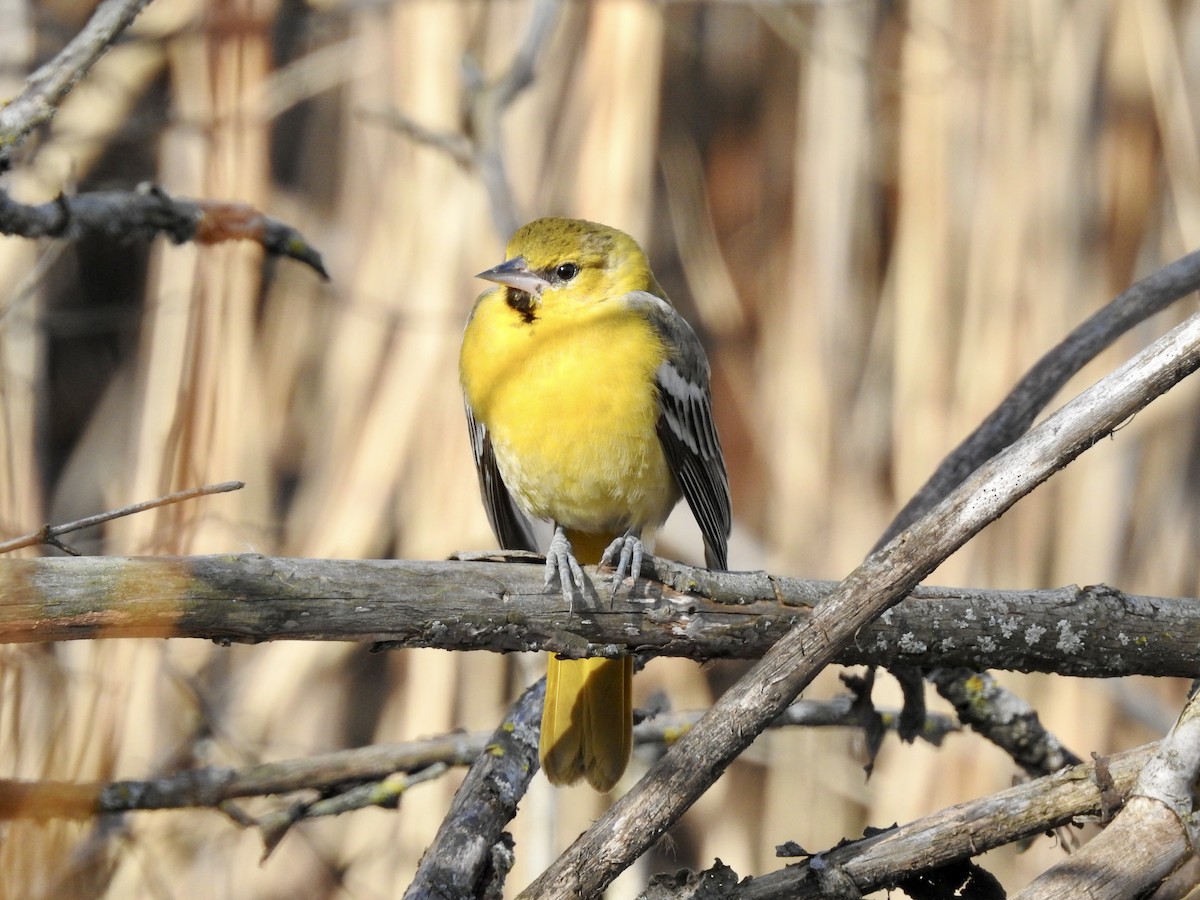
[601, 532, 644, 596]
[544, 525, 586, 611]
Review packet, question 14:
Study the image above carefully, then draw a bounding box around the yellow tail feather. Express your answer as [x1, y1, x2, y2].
[539, 529, 633, 791]
[540, 655, 633, 791]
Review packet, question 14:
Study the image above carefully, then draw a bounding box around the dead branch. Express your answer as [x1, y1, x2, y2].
[0, 554, 1197, 679]
[0, 729, 490, 821]
[244, 763, 451, 862]
[0, 187, 329, 277]
[930, 668, 1078, 776]
[406, 678, 543, 899]
[0, 689, 949, 876]
[1015, 690, 1200, 900]
[727, 742, 1154, 899]
[877, 251, 1200, 548]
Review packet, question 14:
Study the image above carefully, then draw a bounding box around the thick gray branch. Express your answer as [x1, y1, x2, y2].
[0, 555, 1197, 677]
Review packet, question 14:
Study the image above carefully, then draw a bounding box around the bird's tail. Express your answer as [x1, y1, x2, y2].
[539, 531, 633, 791]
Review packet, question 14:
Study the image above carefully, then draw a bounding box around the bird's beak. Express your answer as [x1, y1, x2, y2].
[476, 256, 550, 297]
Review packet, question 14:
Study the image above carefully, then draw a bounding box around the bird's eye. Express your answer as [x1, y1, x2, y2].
[554, 262, 580, 282]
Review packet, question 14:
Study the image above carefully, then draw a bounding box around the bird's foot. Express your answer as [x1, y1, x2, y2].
[544, 525, 587, 611]
[601, 531, 644, 596]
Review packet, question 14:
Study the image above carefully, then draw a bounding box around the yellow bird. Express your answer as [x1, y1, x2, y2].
[460, 217, 731, 791]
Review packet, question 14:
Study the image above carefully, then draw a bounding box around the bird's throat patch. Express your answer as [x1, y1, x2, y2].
[506, 290, 538, 324]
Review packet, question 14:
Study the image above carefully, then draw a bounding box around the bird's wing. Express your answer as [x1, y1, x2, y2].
[464, 402, 539, 553]
[628, 292, 732, 571]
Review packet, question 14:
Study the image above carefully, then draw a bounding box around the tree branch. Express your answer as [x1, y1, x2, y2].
[238, 763, 451, 862]
[460, 0, 561, 236]
[0, 729, 491, 821]
[730, 742, 1154, 899]
[0, 690, 952, 893]
[1015, 689, 1200, 900]
[873, 248, 1200, 784]
[406, 677, 544, 899]
[518, 307, 1200, 894]
[929, 668, 1079, 776]
[0, 554, 1197, 678]
[0, 0, 153, 164]
[0, 187, 329, 278]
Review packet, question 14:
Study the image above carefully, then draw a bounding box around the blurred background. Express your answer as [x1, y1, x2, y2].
[1, 0, 1199, 896]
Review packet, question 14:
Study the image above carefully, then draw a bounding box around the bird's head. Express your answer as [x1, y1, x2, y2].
[476, 217, 660, 316]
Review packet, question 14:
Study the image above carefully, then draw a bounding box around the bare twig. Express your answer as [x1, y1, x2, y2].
[519, 307, 1200, 894]
[251, 763, 450, 861]
[0, 481, 244, 556]
[0, 0, 154, 163]
[359, 107, 473, 167]
[0, 731, 488, 821]
[0, 187, 329, 278]
[461, 0, 561, 236]
[366, 0, 563, 236]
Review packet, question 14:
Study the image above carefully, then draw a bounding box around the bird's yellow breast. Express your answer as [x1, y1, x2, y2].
[460, 291, 680, 535]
